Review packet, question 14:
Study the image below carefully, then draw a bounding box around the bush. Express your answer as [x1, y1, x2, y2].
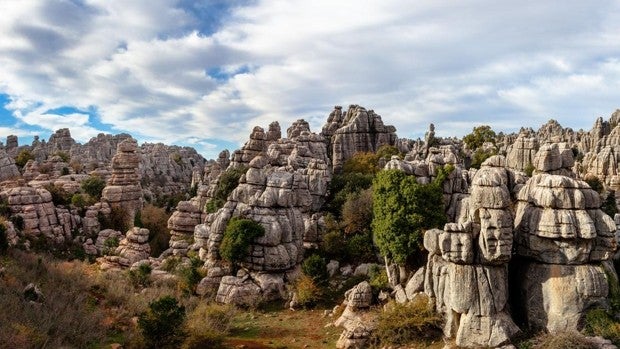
[524, 163, 535, 177]
[81, 175, 106, 200]
[183, 303, 236, 349]
[0, 198, 9, 217]
[342, 152, 380, 174]
[293, 274, 323, 307]
[302, 254, 329, 286]
[584, 308, 620, 345]
[138, 296, 186, 349]
[15, 149, 34, 168]
[327, 172, 374, 217]
[54, 151, 70, 163]
[129, 264, 152, 288]
[342, 188, 373, 235]
[370, 295, 442, 346]
[140, 204, 172, 257]
[99, 206, 130, 233]
[178, 257, 205, 295]
[209, 166, 248, 212]
[220, 217, 265, 267]
[346, 232, 376, 263]
[585, 176, 604, 194]
[368, 265, 389, 292]
[470, 148, 496, 169]
[321, 230, 347, 260]
[61, 167, 70, 176]
[44, 184, 71, 206]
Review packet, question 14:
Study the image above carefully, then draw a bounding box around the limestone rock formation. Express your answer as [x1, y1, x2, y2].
[424, 156, 520, 348]
[167, 200, 202, 256]
[512, 172, 617, 333]
[505, 133, 537, 172]
[101, 227, 150, 269]
[334, 281, 377, 349]
[101, 139, 143, 227]
[322, 105, 397, 172]
[0, 186, 80, 244]
[0, 147, 20, 182]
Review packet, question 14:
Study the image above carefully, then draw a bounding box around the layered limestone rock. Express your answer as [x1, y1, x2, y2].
[0, 147, 20, 181]
[0, 186, 80, 244]
[230, 126, 269, 167]
[334, 281, 377, 349]
[531, 142, 575, 177]
[101, 139, 143, 227]
[322, 105, 397, 172]
[505, 133, 538, 172]
[198, 148, 331, 303]
[100, 227, 150, 269]
[167, 200, 202, 256]
[424, 156, 520, 348]
[512, 167, 617, 333]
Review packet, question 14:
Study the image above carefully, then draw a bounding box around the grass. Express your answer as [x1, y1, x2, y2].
[226, 304, 341, 348]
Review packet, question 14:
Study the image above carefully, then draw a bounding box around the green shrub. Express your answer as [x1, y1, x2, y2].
[138, 296, 186, 349]
[346, 232, 376, 263]
[129, 264, 152, 288]
[584, 308, 620, 345]
[524, 163, 535, 177]
[342, 189, 373, 235]
[327, 172, 374, 217]
[370, 295, 442, 346]
[15, 149, 34, 168]
[210, 166, 248, 212]
[178, 257, 205, 295]
[368, 265, 389, 292]
[220, 217, 265, 267]
[54, 151, 70, 163]
[81, 175, 106, 200]
[470, 148, 496, 169]
[61, 167, 70, 176]
[44, 184, 71, 206]
[301, 254, 329, 286]
[98, 206, 130, 233]
[321, 230, 347, 260]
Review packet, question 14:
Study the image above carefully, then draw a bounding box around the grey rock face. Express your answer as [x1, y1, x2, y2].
[101, 138, 143, 228]
[0, 147, 20, 181]
[322, 105, 397, 172]
[101, 227, 151, 269]
[335, 281, 377, 349]
[425, 157, 520, 348]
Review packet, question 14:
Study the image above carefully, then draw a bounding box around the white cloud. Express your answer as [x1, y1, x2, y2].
[0, 0, 620, 158]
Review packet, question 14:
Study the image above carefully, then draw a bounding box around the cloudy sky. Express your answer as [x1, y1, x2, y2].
[1, 0, 620, 158]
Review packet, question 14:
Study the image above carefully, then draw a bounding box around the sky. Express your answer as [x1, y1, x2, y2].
[1, 0, 620, 159]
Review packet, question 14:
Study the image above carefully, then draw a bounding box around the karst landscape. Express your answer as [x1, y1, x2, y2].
[2, 105, 620, 348]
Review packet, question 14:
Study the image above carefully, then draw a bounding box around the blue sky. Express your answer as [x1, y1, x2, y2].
[1, 1, 620, 159]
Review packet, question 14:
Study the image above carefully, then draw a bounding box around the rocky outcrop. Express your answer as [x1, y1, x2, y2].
[424, 155, 520, 348]
[334, 281, 377, 349]
[322, 105, 397, 172]
[532, 142, 575, 177]
[100, 227, 150, 269]
[0, 147, 20, 181]
[505, 133, 537, 172]
[0, 186, 80, 244]
[167, 200, 202, 256]
[101, 139, 142, 227]
[512, 170, 617, 333]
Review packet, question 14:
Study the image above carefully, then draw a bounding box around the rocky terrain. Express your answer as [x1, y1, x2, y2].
[2, 105, 620, 348]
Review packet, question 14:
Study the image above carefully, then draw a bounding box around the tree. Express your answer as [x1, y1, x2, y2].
[81, 175, 106, 200]
[220, 217, 265, 269]
[463, 125, 496, 150]
[138, 296, 186, 348]
[14, 150, 34, 168]
[372, 169, 447, 270]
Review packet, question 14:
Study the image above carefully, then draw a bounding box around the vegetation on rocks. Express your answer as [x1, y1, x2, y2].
[220, 217, 265, 268]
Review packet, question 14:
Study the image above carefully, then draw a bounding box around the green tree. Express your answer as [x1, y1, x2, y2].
[220, 218, 265, 269]
[81, 175, 106, 200]
[15, 149, 34, 168]
[342, 152, 380, 174]
[206, 166, 248, 212]
[463, 125, 496, 150]
[372, 169, 447, 267]
[138, 296, 186, 348]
